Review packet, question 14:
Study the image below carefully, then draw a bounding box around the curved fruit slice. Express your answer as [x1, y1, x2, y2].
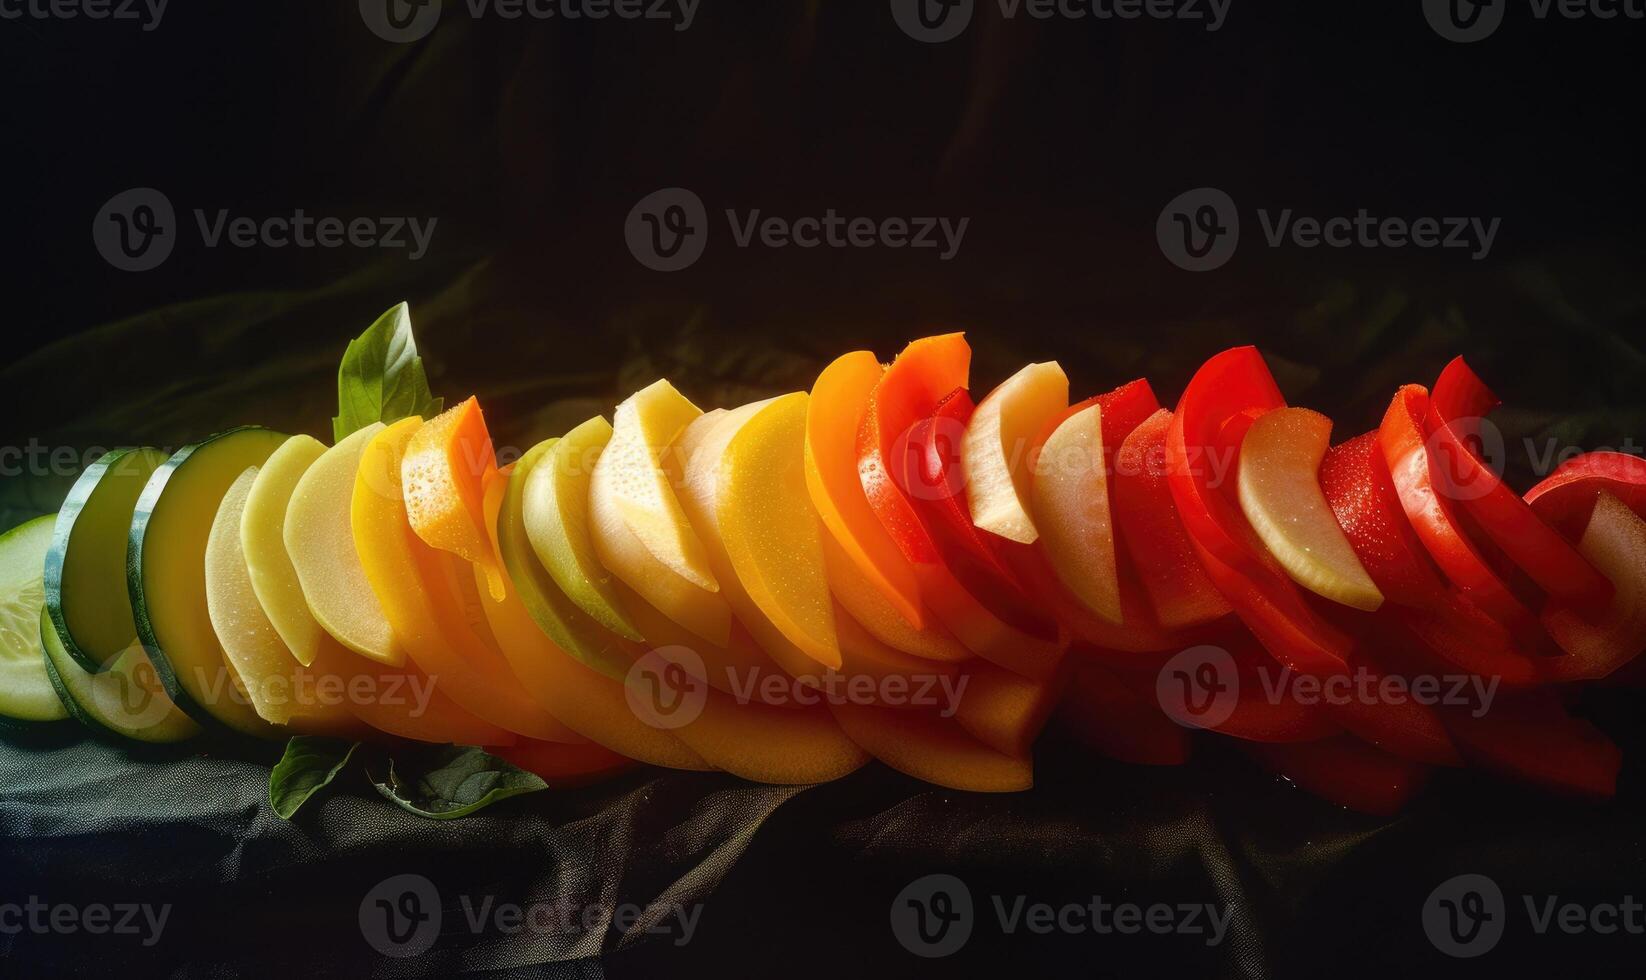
[353, 419, 583, 742]
[951, 661, 1062, 758]
[599, 380, 718, 590]
[1111, 410, 1231, 629]
[502, 440, 639, 680]
[41, 609, 199, 742]
[44, 448, 168, 674]
[719, 393, 842, 669]
[1427, 357, 1610, 612]
[522, 419, 644, 642]
[829, 701, 1031, 792]
[1540, 492, 1646, 680]
[241, 435, 329, 666]
[964, 361, 1069, 544]
[820, 532, 971, 663]
[1238, 408, 1383, 612]
[205, 467, 357, 732]
[668, 686, 869, 784]
[1165, 348, 1351, 676]
[401, 396, 509, 601]
[1525, 451, 1646, 538]
[1442, 693, 1620, 799]
[306, 638, 513, 746]
[495, 738, 637, 787]
[590, 382, 730, 645]
[0, 516, 69, 722]
[858, 333, 971, 564]
[285, 423, 404, 666]
[806, 351, 926, 629]
[1380, 385, 1535, 631]
[131, 427, 289, 737]
[1032, 402, 1121, 624]
[472, 552, 709, 770]
[674, 401, 818, 681]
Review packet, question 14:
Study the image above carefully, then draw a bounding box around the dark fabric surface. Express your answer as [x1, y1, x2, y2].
[4, 3, 1646, 977]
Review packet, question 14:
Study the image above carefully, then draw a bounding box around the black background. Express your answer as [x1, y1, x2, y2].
[2, 1, 1645, 977]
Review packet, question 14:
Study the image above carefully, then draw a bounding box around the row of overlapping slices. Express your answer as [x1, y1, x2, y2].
[10, 333, 1646, 810]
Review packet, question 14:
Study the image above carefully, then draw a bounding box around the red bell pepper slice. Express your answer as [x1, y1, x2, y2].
[1525, 450, 1646, 538]
[1379, 385, 1542, 633]
[1113, 408, 1233, 629]
[907, 388, 1060, 641]
[1441, 692, 1622, 799]
[1426, 357, 1612, 613]
[1164, 347, 1351, 676]
[1320, 431, 1541, 685]
[1056, 660, 1191, 766]
[1244, 736, 1432, 816]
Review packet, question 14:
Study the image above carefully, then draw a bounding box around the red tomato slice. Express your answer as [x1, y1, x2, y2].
[1113, 408, 1232, 629]
[1426, 357, 1612, 612]
[1380, 385, 1541, 633]
[1525, 450, 1646, 538]
[1321, 431, 1541, 686]
[1441, 692, 1621, 799]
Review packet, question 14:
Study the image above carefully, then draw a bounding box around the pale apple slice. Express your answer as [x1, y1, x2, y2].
[1239, 407, 1384, 612]
[1031, 403, 1122, 625]
[522, 418, 645, 642]
[589, 382, 730, 646]
[718, 393, 843, 669]
[963, 361, 1070, 544]
[285, 423, 405, 664]
[1543, 491, 1646, 680]
[205, 467, 355, 733]
[241, 435, 329, 666]
[599, 380, 719, 591]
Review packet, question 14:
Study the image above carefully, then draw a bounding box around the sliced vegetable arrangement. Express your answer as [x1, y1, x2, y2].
[1, 304, 1640, 819]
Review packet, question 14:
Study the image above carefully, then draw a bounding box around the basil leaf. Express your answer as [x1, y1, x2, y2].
[269, 737, 359, 819]
[332, 302, 444, 442]
[370, 745, 547, 820]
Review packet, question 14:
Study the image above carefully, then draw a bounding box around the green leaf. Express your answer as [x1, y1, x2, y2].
[370, 744, 547, 820]
[269, 737, 360, 819]
[332, 302, 444, 442]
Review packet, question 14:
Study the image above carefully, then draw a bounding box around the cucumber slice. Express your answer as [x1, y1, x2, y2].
[0, 516, 70, 722]
[44, 447, 169, 672]
[40, 608, 201, 743]
[130, 427, 289, 738]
